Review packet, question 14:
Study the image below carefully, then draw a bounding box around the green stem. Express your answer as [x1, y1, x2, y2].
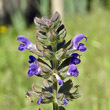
[53, 81, 58, 110]
[52, 42, 58, 110]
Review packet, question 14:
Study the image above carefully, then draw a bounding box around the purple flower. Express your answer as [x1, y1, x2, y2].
[37, 97, 43, 105]
[17, 36, 35, 51]
[67, 64, 79, 77]
[28, 55, 37, 63]
[28, 63, 40, 77]
[72, 34, 87, 52]
[70, 53, 81, 65]
[54, 74, 64, 85]
[62, 98, 68, 105]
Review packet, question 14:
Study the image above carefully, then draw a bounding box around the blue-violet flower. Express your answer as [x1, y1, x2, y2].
[17, 35, 36, 51]
[67, 64, 79, 77]
[62, 98, 68, 105]
[28, 55, 37, 63]
[28, 63, 40, 77]
[72, 34, 87, 52]
[70, 53, 81, 65]
[37, 97, 43, 105]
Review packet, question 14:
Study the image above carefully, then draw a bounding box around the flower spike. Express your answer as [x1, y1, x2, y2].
[17, 12, 86, 109]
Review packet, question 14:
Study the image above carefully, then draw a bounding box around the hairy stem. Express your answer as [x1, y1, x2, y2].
[52, 43, 58, 110]
[53, 81, 58, 110]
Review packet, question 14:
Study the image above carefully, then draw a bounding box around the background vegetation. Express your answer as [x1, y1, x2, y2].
[0, 0, 110, 110]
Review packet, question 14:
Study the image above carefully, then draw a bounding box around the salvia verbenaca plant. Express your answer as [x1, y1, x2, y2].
[17, 12, 87, 110]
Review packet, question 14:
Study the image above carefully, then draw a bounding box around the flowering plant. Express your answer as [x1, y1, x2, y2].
[17, 12, 87, 110]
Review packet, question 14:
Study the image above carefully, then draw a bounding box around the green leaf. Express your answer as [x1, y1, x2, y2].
[50, 11, 61, 29]
[57, 25, 67, 41]
[47, 30, 57, 42]
[43, 80, 53, 93]
[32, 83, 42, 93]
[70, 85, 80, 94]
[36, 41, 44, 52]
[55, 48, 66, 60]
[66, 49, 75, 56]
[58, 58, 70, 70]
[42, 48, 54, 60]
[51, 11, 60, 23]
[42, 92, 53, 104]
[25, 91, 40, 102]
[37, 58, 52, 78]
[70, 93, 82, 99]
[37, 58, 52, 72]
[64, 40, 73, 50]
[34, 17, 48, 31]
[58, 79, 73, 94]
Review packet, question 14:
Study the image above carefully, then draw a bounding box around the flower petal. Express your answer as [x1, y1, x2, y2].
[62, 98, 68, 105]
[71, 53, 79, 58]
[58, 79, 64, 85]
[18, 44, 27, 51]
[17, 36, 35, 51]
[54, 74, 64, 85]
[28, 70, 34, 77]
[70, 53, 81, 65]
[72, 34, 87, 50]
[28, 55, 37, 63]
[67, 64, 79, 77]
[17, 36, 31, 45]
[28, 64, 40, 77]
[78, 43, 87, 52]
[37, 97, 43, 105]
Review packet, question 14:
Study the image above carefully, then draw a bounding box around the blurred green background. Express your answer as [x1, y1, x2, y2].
[0, 0, 110, 110]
